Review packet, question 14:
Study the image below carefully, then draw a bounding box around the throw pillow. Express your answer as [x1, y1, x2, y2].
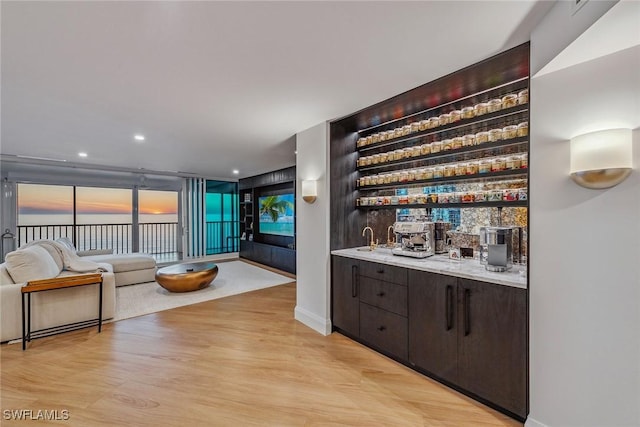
[4, 245, 61, 283]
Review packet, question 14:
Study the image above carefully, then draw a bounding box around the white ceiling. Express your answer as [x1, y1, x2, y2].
[1, 1, 553, 180]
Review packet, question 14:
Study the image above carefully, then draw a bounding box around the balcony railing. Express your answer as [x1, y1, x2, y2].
[17, 221, 238, 256]
[17, 223, 177, 255]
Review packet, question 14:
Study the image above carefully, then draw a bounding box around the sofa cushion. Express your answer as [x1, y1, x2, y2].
[83, 254, 156, 273]
[4, 246, 62, 283]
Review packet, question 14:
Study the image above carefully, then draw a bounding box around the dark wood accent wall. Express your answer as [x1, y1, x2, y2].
[239, 166, 296, 190]
[239, 166, 296, 273]
[329, 123, 367, 250]
[329, 43, 530, 251]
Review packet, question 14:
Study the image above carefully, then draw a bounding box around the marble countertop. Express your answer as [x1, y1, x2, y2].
[331, 247, 527, 289]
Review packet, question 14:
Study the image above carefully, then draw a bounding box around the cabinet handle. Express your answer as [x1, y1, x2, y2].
[351, 265, 359, 298]
[376, 268, 384, 274]
[464, 288, 471, 336]
[377, 326, 386, 332]
[445, 285, 453, 331]
[376, 291, 386, 297]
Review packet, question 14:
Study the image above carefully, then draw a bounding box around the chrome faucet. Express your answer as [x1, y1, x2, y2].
[362, 226, 376, 249]
[387, 225, 395, 247]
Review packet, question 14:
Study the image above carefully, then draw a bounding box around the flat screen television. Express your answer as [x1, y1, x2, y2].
[258, 194, 295, 237]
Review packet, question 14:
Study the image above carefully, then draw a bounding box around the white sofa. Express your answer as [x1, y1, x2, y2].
[56, 237, 157, 287]
[0, 244, 116, 343]
[0, 240, 158, 343]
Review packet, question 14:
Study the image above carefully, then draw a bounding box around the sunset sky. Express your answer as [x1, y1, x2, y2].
[18, 184, 178, 215]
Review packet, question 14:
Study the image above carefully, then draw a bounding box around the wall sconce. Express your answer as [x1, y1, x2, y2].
[570, 128, 633, 189]
[301, 180, 317, 204]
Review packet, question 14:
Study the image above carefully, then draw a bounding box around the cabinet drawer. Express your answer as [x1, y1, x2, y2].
[360, 302, 408, 360]
[359, 260, 407, 285]
[359, 277, 407, 317]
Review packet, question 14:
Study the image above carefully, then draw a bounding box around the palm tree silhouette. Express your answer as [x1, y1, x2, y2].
[259, 196, 293, 222]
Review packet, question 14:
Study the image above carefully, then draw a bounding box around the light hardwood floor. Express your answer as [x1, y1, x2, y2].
[1, 280, 522, 426]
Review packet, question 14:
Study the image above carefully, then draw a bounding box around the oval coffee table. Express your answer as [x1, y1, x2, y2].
[155, 262, 218, 293]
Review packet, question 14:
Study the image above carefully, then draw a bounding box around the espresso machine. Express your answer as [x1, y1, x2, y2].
[434, 221, 451, 254]
[479, 226, 513, 272]
[391, 222, 435, 258]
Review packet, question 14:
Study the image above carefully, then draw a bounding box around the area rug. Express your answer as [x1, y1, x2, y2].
[111, 260, 293, 321]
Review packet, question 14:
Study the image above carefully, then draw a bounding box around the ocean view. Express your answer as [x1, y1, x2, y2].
[19, 213, 179, 225]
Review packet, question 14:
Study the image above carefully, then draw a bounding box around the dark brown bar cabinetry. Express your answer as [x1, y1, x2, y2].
[333, 255, 527, 420]
[409, 271, 527, 419]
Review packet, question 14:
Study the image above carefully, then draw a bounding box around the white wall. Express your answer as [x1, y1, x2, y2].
[530, 0, 617, 76]
[528, 40, 640, 427]
[294, 122, 332, 335]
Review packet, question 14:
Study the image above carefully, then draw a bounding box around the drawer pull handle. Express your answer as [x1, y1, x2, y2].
[376, 291, 385, 297]
[377, 326, 386, 332]
[376, 269, 384, 274]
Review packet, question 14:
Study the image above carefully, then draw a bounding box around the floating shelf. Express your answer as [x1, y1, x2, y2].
[357, 137, 528, 172]
[358, 200, 528, 210]
[357, 104, 529, 153]
[357, 169, 528, 191]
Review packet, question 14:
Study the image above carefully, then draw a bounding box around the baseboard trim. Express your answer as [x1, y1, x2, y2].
[294, 306, 331, 336]
[525, 417, 549, 427]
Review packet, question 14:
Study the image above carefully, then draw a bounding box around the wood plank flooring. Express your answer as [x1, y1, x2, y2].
[1, 280, 522, 426]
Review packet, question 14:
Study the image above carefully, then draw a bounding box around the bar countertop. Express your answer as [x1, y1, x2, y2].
[331, 247, 527, 289]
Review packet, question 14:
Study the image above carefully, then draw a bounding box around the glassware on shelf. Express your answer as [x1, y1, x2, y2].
[450, 110, 462, 123]
[463, 134, 476, 146]
[502, 94, 518, 109]
[474, 102, 489, 116]
[479, 159, 492, 173]
[488, 189, 504, 202]
[452, 136, 463, 150]
[487, 98, 502, 113]
[518, 89, 529, 105]
[444, 164, 455, 177]
[489, 128, 504, 142]
[517, 121, 529, 137]
[461, 106, 475, 119]
[491, 157, 506, 172]
[503, 125, 518, 140]
[467, 161, 479, 175]
[432, 140, 443, 153]
[443, 139, 453, 151]
[476, 131, 490, 144]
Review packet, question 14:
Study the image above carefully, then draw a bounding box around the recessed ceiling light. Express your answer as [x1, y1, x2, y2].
[78, 152, 88, 158]
[134, 134, 145, 142]
[232, 169, 239, 175]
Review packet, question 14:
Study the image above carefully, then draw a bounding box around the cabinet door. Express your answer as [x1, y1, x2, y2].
[408, 270, 458, 384]
[331, 256, 360, 337]
[457, 278, 527, 418]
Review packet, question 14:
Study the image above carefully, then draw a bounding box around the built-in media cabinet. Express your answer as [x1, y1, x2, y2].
[329, 43, 530, 421]
[238, 166, 296, 274]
